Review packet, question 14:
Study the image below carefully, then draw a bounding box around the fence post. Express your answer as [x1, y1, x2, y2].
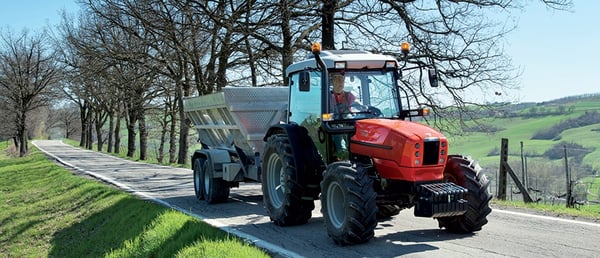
[498, 138, 508, 200]
[564, 145, 573, 208]
[499, 138, 534, 203]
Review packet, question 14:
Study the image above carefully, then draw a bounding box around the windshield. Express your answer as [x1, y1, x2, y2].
[288, 70, 400, 125]
[329, 70, 400, 119]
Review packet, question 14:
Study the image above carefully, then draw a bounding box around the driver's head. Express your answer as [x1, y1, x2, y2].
[332, 73, 345, 94]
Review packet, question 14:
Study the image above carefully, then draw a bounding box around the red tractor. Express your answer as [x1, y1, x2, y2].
[260, 43, 492, 245]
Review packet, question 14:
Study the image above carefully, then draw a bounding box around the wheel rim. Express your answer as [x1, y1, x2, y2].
[326, 181, 345, 229]
[266, 153, 285, 208]
[203, 162, 211, 195]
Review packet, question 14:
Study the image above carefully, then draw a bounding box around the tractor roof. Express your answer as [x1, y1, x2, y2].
[285, 50, 399, 76]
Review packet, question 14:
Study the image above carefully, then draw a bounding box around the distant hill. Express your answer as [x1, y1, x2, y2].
[447, 93, 600, 202]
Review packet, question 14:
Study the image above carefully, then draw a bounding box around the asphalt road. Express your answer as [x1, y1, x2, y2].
[33, 140, 600, 258]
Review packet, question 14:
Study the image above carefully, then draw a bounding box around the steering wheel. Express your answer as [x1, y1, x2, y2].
[349, 103, 382, 118]
[367, 106, 382, 117]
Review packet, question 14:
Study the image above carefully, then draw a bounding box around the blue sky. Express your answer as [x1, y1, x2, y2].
[1, 1, 597, 103]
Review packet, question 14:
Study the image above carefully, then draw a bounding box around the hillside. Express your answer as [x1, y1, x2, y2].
[446, 93, 600, 203]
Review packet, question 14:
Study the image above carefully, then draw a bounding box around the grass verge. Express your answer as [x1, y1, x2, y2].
[491, 199, 600, 222]
[0, 140, 269, 257]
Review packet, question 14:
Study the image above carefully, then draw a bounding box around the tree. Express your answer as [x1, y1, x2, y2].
[317, 0, 573, 131]
[0, 29, 61, 156]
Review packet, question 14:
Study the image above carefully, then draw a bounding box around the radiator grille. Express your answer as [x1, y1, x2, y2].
[423, 140, 439, 165]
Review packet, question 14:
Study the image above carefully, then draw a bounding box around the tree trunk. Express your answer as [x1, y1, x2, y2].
[114, 108, 122, 154]
[79, 102, 89, 148]
[12, 137, 19, 151]
[168, 111, 177, 164]
[19, 131, 28, 157]
[176, 80, 190, 165]
[157, 106, 170, 164]
[321, 0, 337, 50]
[107, 110, 114, 153]
[17, 114, 28, 156]
[139, 115, 148, 160]
[281, 0, 293, 85]
[86, 108, 93, 150]
[95, 111, 104, 152]
[126, 120, 136, 158]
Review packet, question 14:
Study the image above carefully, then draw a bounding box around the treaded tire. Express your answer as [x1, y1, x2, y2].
[321, 162, 377, 245]
[437, 155, 492, 233]
[262, 134, 314, 226]
[200, 155, 230, 204]
[376, 204, 401, 220]
[193, 158, 206, 200]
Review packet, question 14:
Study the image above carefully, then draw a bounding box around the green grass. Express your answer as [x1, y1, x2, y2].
[444, 98, 600, 212]
[492, 199, 600, 221]
[0, 140, 269, 257]
[448, 100, 600, 171]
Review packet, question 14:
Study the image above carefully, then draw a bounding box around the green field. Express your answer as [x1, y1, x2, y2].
[0, 141, 269, 257]
[446, 96, 600, 203]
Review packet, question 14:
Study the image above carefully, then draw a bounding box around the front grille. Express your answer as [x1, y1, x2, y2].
[422, 140, 439, 165]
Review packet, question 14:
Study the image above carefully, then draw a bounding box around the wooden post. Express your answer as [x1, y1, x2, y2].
[564, 145, 573, 208]
[499, 138, 534, 203]
[498, 138, 508, 200]
[520, 141, 525, 188]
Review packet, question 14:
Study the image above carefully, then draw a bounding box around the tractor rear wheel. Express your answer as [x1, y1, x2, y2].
[262, 134, 314, 226]
[193, 158, 206, 200]
[437, 155, 492, 233]
[321, 162, 377, 245]
[200, 155, 230, 204]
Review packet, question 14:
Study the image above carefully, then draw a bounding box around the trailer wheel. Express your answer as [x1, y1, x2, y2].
[321, 162, 377, 245]
[200, 155, 230, 204]
[262, 134, 314, 226]
[193, 158, 206, 200]
[437, 155, 492, 233]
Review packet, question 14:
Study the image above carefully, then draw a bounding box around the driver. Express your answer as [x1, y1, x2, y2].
[330, 73, 355, 158]
[331, 73, 356, 116]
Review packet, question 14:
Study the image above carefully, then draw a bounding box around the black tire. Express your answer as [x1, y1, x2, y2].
[437, 155, 492, 233]
[376, 204, 401, 220]
[200, 155, 230, 204]
[193, 158, 206, 200]
[321, 162, 377, 245]
[262, 134, 314, 226]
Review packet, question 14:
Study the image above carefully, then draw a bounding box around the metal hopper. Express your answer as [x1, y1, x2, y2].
[183, 87, 288, 155]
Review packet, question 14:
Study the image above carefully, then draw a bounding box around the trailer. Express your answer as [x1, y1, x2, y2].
[184, 87, 288, 203]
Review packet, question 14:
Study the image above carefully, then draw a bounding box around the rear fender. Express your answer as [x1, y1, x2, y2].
[264, 124, 325, 185]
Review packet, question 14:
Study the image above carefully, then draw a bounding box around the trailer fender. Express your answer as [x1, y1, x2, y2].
[192, 149, 232, 178]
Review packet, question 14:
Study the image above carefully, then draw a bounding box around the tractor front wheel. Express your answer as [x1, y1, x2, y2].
[321, 162, 377, 245]
[437, 155, 492, 233]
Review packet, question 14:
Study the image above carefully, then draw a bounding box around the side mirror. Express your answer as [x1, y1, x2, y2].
[428, 68, 439, 88]
[299, 71, 310, 92]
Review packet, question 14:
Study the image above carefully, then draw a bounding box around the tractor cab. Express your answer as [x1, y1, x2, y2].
[286, 43, 432, 162]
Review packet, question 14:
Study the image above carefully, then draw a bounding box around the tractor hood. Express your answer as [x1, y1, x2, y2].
[350, 119, 449, 181]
